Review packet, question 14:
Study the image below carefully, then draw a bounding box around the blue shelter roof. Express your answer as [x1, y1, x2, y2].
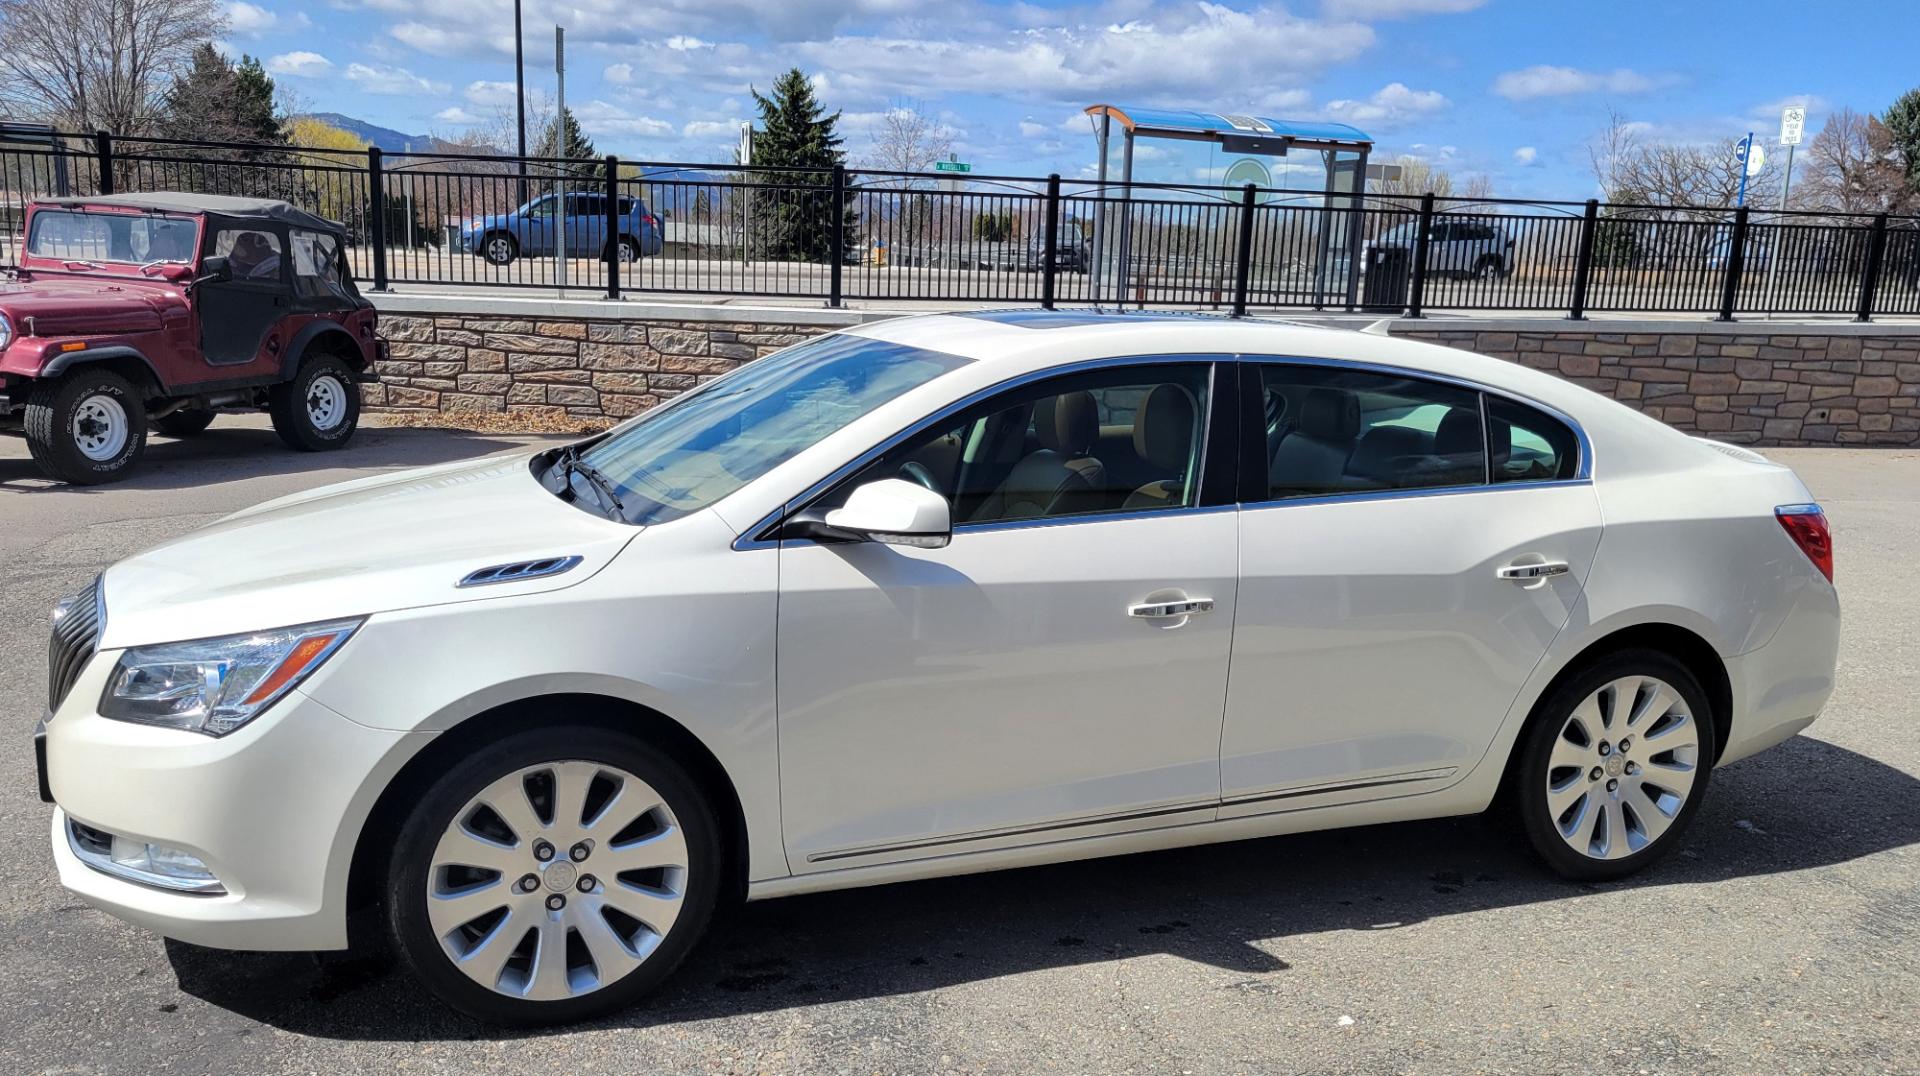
[1083, 105, 1372, 148]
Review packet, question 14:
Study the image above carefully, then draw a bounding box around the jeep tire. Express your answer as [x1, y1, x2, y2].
[270, 353, 361, 452]
[24, 368, 148, 485]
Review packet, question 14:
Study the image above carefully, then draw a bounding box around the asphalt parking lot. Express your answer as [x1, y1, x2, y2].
[2, 420, 1916, 1075]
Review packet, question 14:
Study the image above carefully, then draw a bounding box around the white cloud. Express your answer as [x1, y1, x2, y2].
[1513, 145, 1537, 166]
[1492, 65, 1665, 100]
[1321, 82, 1449, 127]
[666, 35, 713, 50]
[1018, 120, 1050, 139]
[1321, 0, 1485, 17]
[464, 80, 520, 107]
[605, 63, 635, 84]
[266, 50, 332, 77]
[435, 106, 479, 124]
[573, 100, 675, 138]
[226, 2, 278, 34]
[682, 118, 748, 139]
[343, 63, 449, 96]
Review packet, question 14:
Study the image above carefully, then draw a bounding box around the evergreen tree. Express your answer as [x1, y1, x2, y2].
[1884, 88, 1920, 195]
[535, 106, 602, 190]
[748, 68, 856, 262]
[156, 45, 285, 146]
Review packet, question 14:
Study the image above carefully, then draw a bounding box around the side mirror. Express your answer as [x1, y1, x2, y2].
[790, 478, 952, 549]
[194, 255, 231, 286]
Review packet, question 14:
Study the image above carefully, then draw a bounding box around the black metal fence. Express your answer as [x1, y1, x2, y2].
[4, 129, 1919, 320]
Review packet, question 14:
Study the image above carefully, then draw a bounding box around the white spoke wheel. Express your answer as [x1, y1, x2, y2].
[23, 368, 148, 484]
[1513, 649, 1717, 881]
[269, 353, 360, 452]
[386, 727, 723, 1024]
[306, 374, 347, 431]
[71, 394, 129, 460]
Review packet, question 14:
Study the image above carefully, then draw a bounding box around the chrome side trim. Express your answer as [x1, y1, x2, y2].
[457, 555, 584, 588]
[806, 798, 1219, 864]
[65, 820, 227, 896]
[958, 502, 1238, 536]
[1222, 767, 1459, 809]
[733, 353, 1230, 551]
[1240, 477, 1592, 515]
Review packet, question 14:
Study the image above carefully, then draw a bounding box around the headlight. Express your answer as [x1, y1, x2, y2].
[99, 619, 362, 736]
[0, 312, 13, 351]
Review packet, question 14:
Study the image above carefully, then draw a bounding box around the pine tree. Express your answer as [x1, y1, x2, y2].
[535, 106, 602, 190]
[748, 68, 856, 262]
[156, 45, 285, 146]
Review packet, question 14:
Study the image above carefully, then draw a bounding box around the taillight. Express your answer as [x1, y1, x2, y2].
[644, 214, 659, 229]
[1775, 504, 1833, 582]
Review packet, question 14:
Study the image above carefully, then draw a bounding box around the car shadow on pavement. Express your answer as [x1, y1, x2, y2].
[0, 424, 570, 494]
[163, 734, 1920, 1040]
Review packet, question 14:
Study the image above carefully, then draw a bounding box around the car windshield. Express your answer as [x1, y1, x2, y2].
[27, 209, 199, 265]
[572, 334, 973, 525]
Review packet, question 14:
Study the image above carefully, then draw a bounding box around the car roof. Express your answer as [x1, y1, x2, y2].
[35, 192, 343, 233]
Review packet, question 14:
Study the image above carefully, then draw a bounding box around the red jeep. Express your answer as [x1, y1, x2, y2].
[0, 193, 384, 484]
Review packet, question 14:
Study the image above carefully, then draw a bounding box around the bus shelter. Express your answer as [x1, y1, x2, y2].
[1082, 104, 1374, 308]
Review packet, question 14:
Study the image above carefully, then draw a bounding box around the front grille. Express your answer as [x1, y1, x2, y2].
[48, 577, 104, 710]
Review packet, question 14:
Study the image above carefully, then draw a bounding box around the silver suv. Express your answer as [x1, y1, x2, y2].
[1373, 218, 1515, 279]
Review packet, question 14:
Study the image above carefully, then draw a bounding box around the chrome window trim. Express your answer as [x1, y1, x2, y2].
[1242, 477, 1592, 515]
[733, 353, 1228, 551]
[1240, 353, 1594, 482]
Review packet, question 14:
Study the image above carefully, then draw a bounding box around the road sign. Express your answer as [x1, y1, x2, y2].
[1735, 136, 1766, 177]
[933, 160, 972, 173]
[1779, 106, 1806, 146]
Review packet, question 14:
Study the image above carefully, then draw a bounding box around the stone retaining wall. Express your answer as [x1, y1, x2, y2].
[1393, 327, 1920, 446]
[364, 299, 1920, 446]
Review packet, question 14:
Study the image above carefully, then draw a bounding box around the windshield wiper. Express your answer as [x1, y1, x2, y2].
[548, 445, 630, 522]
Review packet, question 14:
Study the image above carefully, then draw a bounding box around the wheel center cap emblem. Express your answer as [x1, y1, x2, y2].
[543, 861, 578, 893]
[1605, 754, 1626, 778]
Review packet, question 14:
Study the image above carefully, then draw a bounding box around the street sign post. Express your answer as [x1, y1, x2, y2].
[1766, 105, 1808, 319]
[554, 25, 566, 289]
[932, 160, 972, 173]
[1734, 132, 1766, 207]
[1780, 107, 1806, 147]
[935, 156, 970, 195]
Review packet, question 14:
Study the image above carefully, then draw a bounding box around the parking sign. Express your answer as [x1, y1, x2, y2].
[1780, 107, 1806, 146]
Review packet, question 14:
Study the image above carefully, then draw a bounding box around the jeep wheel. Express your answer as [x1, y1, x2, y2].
[154, 408, 216, 438]
[270, 354, 360, 452]
[24, 369, 148, 485]
[482, 233, 518, 266]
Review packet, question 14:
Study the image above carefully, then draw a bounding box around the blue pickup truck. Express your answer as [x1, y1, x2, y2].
[460, 192, 664, 266]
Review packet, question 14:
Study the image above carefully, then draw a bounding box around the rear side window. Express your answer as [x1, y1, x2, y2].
[1260, 364, 1486, 499]
[290, 229, 352, 302]
[1488, 395, 1580, 482]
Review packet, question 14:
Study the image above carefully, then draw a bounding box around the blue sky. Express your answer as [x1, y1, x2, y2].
[227, 0, 1919, 197]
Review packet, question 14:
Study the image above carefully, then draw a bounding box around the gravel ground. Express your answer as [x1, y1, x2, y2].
[1, 422, 1915, 1076]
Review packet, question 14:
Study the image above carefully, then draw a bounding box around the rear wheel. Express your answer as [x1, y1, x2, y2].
[154, 408, 216, 438]
[612, 236, 640, 263]
[1472, 255, 1501, 281]
[1511, 649, 1716, 881]
[23, 368, 148, 484]
[385, 727, 723, 1024]
[269, 353, 360, 452]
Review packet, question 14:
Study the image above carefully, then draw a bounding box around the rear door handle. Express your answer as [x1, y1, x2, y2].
[1497, 561, 1570, 582]
[1129, 598, 1215, 619]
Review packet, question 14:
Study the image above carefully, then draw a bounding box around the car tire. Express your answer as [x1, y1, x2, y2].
[1510, 648, 1717, 882]
[1472, 256, 1500, 281]
[269, 353, 360, 452]
[154, 408, 216, 438]
[612, 236, 640, 263]
[385, 726, 725, 1025]
[482, 233, 518, 266]
[23, 368, 148, 485]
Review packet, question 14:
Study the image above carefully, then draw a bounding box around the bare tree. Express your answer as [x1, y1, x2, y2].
[1799, 107, 1914, 215]
[1586, 109, 1778, 219]
[862, 100, 955, 174]
[1370, 155, 1455, 197]
[1459, 174, 1495, 202]
[0, 0, 224, 133]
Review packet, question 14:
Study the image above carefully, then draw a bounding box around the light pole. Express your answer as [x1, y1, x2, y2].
[514, 0, 528, 206]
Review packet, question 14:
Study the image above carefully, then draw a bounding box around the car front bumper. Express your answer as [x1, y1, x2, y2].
[42, 655, 431, 951]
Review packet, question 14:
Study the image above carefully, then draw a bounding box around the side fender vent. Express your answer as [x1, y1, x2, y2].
[458, 555, 584, 588]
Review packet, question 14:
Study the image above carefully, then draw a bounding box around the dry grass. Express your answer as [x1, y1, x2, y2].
[366, 410, 615, 436]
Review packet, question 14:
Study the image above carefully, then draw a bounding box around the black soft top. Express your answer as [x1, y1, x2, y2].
[37, 192, 344, 234]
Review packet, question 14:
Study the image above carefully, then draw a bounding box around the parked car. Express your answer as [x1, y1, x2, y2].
[0, 193, 383, 484]
[38, 310, 1838, 1024]
[1372, 217, 1516, 279]
[1018, 236, 1091, 273]
[460, 192, 664, 266]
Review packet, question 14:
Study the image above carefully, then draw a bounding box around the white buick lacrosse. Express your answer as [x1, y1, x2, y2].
[37, 309, 1839, 1023]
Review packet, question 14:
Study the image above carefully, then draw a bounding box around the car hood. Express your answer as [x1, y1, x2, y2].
[0, 275, 182, 336]
[99, 451, 640, 649]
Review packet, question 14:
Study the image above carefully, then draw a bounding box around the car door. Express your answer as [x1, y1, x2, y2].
[519, 196, 556, 255]
[196, 222, 291, 370]
[566, 194, 606, 259]
[1220, 359, 1602, 818]
[775, 359, 1239, 872]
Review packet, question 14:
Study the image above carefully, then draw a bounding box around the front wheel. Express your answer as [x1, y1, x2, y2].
[385, 727, 724, 1024]
[23, 368, 148, 484]
[482, 233, 518, 266]
[1511, 649, 1716, 881]
[269, 354, 360, 452]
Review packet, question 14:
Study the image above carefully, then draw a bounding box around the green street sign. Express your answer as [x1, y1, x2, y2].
[934, 160, 972, 173]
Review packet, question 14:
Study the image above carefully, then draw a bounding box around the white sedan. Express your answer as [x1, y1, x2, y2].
[37, 309, 1840, 1023]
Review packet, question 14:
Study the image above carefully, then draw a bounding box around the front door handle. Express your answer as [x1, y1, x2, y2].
[1128, 597, 1215, 619]
[1497, 561, 1570, 583]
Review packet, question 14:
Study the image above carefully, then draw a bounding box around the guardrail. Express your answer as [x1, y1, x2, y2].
[3, 129, 1918, 320]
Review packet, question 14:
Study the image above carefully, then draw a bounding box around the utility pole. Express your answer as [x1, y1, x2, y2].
[554, 25, 567, 289]
[514, 0, 527, 206]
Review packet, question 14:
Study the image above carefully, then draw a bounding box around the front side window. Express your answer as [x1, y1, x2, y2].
[26, 209, 198, 265]
[575, 333, 971, 525]
[830, 363, 1213, 526]
[1260, 364, 1485, 499]
[210, 227, 285, 281]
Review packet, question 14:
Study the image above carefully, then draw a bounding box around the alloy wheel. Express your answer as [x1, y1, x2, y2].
[1544, 675, 1701, 860]
[71, 394, 129, 462]
[426, 760, 690, 1001]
